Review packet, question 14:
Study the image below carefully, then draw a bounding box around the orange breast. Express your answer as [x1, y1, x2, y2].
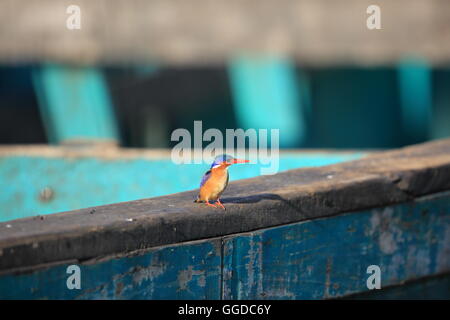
[198, 167, 229, 202]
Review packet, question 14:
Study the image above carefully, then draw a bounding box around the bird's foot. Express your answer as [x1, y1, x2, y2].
[205, 201, 217, 208]
[215, 199, 226, 210]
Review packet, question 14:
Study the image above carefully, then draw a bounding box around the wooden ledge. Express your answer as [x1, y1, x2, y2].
[1, 138, 450, 273]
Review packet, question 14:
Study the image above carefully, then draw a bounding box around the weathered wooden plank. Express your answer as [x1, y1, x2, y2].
[1, 0, 450, 65]
[0, 139, 449, 274]
[222, 191, 450, 299]
[0, 238, 222, 299]
[0, 148, 366, 222]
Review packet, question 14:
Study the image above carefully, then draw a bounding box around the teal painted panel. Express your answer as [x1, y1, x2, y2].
[398, 59, 432, 143]
[430, 69, 450, 140]
[228, 56, 307, 147]
[0, 238, 221, 300]
[307, 68, 403, 148]
[32, 65, 118, 144]
[0, 152, 366, 222]
[222, 192, 450, 299]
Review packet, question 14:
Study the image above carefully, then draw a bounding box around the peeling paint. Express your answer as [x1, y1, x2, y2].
[264, 287, 295, 299]
[370, 207, 404, 254]
[132, 264, 165, 287]
[1, 192, 449, 299]
[177, 266, 205, 291]
[243, 235, 263, 297]
[222, 193, 450, 299]
[406, 246, 431, 276]
[387, 254, 405, 281]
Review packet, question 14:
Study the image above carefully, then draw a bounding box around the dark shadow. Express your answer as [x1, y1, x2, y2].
[221, 193, 338, 229]
[222, 193, 326, 225]
[222, 193, 283, 204]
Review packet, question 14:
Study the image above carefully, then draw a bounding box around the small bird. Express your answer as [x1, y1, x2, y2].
[194, 154, 249, 210]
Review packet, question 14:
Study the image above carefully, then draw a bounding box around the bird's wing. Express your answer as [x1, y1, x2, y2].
[200, 170, 212, 187]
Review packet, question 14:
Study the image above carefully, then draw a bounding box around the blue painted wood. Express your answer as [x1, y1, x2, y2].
[348, 274, 450, 300]
[222, 192, 450, 299]
[398, 59, 432, 143]
[0, 191, 448, 300]
[32, 65, 119, 144]
[0, 152, 366, 222]
[228, 56, 307, 147]
[0, 238, 222, 300]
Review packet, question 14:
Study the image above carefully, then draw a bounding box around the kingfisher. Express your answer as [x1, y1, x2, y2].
[194, 154, 249, 210]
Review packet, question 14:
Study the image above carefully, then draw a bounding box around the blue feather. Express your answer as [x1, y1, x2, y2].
[200, 170, 212, 187]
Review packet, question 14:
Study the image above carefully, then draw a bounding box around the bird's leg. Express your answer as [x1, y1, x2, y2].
[205, 200, 217, 208]
[215, 199, 226, 210]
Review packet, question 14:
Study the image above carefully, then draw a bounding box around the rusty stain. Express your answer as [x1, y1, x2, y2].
[177, 266, 205, 291]
[197, 273, 206, 287]
[324, 257, 332, 298]
[264, 287, 295, 298]
[132, 263, 165, 286]
[115, 281, 124, 296]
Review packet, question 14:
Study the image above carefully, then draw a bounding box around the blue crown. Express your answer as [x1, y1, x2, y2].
[211, 154, 234, 168]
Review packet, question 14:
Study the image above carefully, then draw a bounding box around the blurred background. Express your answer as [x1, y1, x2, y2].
[1, 0, 450, 220]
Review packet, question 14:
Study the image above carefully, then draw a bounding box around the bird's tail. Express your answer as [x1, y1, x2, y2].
[193, 196, 203, 203]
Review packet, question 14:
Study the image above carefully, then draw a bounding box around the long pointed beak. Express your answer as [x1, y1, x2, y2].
[231, 159, 250, 164]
